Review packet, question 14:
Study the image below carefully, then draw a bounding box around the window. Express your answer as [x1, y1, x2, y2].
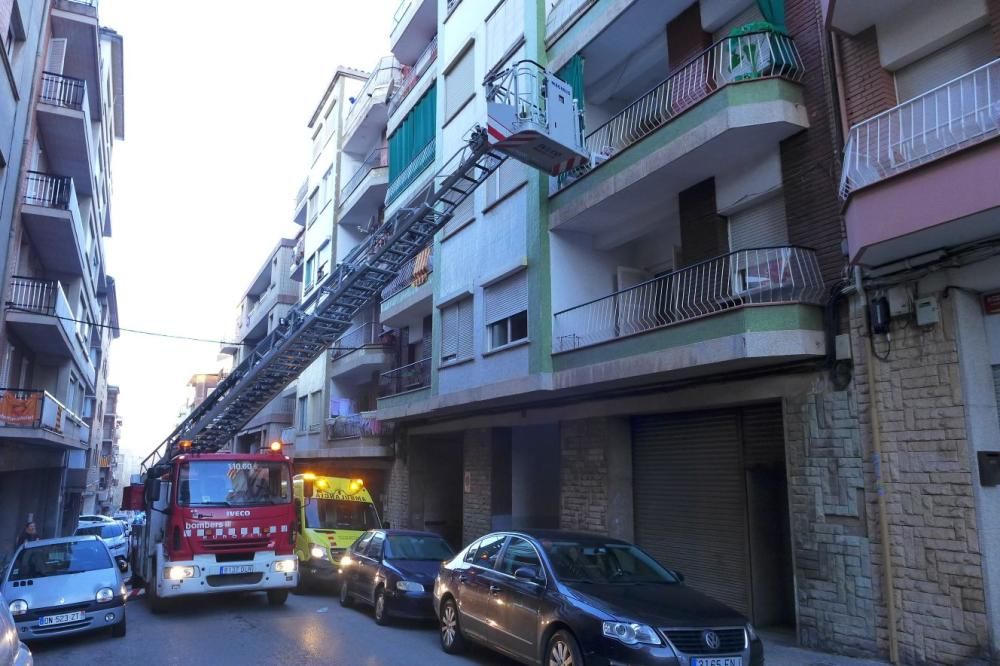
[297, 395, 308, 431]
[5, 2, 25, 61]
[354, 531, 375, 554]
[440, 297, 473, 362]
[727, 194, 788, 251]
[307, 189, 319, 225]
[309, 391, 322, 429]
[497, 537, 541, 576]
[484, 271, 528, 350]
[366, 532, 386, 559]
[485, 0, 524, 70]
[485, 158, 526, 207]
[445, 45, 475, 121]
[894, 27, 993, 102]
[463, 540, 479, 563]
[388, 86, 436, 189]
[471, 535, 506, 569]
[304, 254, 316, 290]
[311, 124, 324, 160]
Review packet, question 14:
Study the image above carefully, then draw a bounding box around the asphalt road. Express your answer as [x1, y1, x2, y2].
[28, 588, 517, 666]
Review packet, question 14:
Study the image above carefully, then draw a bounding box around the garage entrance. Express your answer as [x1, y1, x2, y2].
[632, 403, 795, 628]
[408, 435, 464, 548]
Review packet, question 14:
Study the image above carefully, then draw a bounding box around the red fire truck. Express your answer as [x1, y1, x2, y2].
[123, 444, 298, 612]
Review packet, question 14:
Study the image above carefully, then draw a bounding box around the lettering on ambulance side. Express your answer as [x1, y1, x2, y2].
[314, 489, 369, 502]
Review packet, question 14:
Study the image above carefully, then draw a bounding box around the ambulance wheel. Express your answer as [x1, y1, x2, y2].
[267, 590, 289, 606]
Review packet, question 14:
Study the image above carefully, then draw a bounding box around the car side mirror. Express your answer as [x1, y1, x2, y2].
[146, 479, 162, 503]
[302, 479, 314, 498]
[514, 566, 543, 584]
[672, 570, 685, 583]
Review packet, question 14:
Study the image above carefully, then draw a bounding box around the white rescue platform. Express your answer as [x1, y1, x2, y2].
[485, 60, 589, 175]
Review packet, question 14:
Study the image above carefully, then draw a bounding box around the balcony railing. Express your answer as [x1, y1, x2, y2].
[379, 357, 431, 397]
[0, 388, 90, 444]
[344, 58, 402, 140]
[386, 141, 434, 204]
[388, 36, 438, 117]
[558, 31, 804, 189]
[331, 321, 388, 361]
[341, 147, 389, 202]
[840, 58, 1000, 198]
[381, 246, 432, 301]
[553, 246, 825, 352]
[39, 72, 87, 110]
[7, 276, 61, 315]
[23, 171, 73, 209]
[545, 0, 593, 40]
[326, 411, 395, 440]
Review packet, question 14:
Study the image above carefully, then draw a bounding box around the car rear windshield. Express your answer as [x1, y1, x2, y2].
[304, 498, 379, 531]
[542, 541, 680, 585]
[8, 541, 113, 581]
[385, 535, 454, 561]
[75, 524, 123, 539]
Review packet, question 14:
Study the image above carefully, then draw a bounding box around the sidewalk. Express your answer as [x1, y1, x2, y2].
[762, 630, 889, 666]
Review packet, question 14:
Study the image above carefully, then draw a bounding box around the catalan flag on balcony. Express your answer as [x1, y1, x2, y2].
[0, 391, 41, 427]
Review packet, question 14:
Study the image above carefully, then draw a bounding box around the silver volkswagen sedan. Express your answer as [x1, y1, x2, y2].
[2, 536, 126, 641]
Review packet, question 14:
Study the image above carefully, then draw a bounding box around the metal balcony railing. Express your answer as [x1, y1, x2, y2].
[0, 388, 89, 443]
[545, 0, 593, 40]
[840, 58, 1000, 198]
[379, 358, 431, 397]
[558, 31, 804, 188]
[380, 246, 432, 301]
[389, 36, 438, 117]
[553, 246, 825, 352]
[23, 171, 73, 209]
[326, 411, 394, 440]
[386, 141, 434, 203]
[341, 147, 389, 202]
[344, 58, 402, 140]
[39, 72, 87, 110]
[330, 321, 386, 361]
[7, 277, 60, 315]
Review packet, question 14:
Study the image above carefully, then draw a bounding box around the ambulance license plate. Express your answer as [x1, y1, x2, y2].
[39, 610, 85, 626]
[693, 658, 742, 666]
[220, 565, 254, 575]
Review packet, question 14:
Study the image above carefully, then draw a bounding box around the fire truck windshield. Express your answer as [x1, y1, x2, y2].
[177, 460, 291, 507]
[304, 498, 379, 531]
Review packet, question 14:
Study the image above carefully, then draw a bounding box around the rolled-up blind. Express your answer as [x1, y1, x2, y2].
[441, 303, 459, 359]
[484, 270, 527, 325]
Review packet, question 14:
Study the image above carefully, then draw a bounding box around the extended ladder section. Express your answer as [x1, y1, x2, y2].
[141, 62, 587, 476]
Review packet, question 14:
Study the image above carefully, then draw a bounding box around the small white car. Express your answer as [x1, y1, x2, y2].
[2, 536, 126, 641]
[74, 523, 129, 564]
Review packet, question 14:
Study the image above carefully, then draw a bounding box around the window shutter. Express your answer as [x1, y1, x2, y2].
[484, 270, 527, 325]
[458, 298, 474, 359]
[486, 159, 527, 206]
[895, 27, 992, 102]
[485, 0, 524, 71]
[46, 38, 67, 74]
[728, 194, 788, 251]
[445, 47, 474, 119]
[441, 303, 459, 358]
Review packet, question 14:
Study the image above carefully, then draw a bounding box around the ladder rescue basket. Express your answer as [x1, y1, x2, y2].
[485, 60, 589, 175]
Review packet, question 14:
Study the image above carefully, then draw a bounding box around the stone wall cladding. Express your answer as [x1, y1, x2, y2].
[462, 429, 491, 545]
[837, 27, 898, 128]
[785, 376, 879, 657]
[385, 456, 410, 530]
[852, 295, 991, 664]
[559, 418, 609, 534]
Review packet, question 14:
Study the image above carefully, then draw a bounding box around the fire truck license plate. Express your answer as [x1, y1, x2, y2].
[38, 610, 85, 626]
[693, 658, 742, 666]
[220, 565, 254, 575]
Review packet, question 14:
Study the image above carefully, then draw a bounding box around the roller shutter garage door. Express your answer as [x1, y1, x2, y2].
[632, 404, 784, 618]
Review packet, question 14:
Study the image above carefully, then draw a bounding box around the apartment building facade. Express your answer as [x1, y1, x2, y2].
[95, 382, 119, 514]
[829, 0, 1000, 662]
[220, 238, 299, 454]
[0, 0, 124, 549]
[371, 0, 999, 662]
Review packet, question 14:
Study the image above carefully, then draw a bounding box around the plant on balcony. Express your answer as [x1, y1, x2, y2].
[727, 22, 797, 82]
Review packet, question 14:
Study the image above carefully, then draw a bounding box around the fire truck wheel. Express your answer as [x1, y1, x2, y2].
[146, 577, 167, 614]
[110, 615, 127, 638]
[267, 590, 289, 606]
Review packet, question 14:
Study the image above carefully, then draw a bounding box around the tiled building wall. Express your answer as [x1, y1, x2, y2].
[462, 428, 492, 545]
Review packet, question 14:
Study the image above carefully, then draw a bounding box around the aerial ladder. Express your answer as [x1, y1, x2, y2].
[139, 61, 588, 478]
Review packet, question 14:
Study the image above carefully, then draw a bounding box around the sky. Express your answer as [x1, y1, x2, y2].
[99, 0, 393, 460]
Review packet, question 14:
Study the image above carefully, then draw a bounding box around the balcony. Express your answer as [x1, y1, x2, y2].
[339, 147, 389, 228]
[388, 36, 437, 119]
[343, 58, 401, 155]
[822, 0, 913, 35]
[380, 247, 433, 328]
[35, 72, 95, 196]
[330, 322, 394, 381]
[379, 358, 431, 399]
[323, 412, 394, 458]
[290, 235, 305, 281]
[20, 172, 87, 275]
[549, 31, 808, 234]
[0, 388, 91, 450]
[5, 276, 96, 386]
[551, 247, 826, 388]
[390, 0, 436, 66]
[386, 140, 434, 205]
[50, 0, 102, 116]
[839, 59, 1000, 266]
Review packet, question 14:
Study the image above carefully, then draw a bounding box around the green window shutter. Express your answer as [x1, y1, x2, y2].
[388, 84, 437, 186]
[556, 55, 585, 120]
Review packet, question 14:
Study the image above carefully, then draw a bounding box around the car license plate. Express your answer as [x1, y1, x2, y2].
[693, 658, 742, 666]
[220, 565, 254, 575]
[38, 611, 85, 626]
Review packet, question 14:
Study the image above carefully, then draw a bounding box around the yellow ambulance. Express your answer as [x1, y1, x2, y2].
[293, 474, 382, 588]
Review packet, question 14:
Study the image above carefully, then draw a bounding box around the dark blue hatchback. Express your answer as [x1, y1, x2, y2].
[338, 529, 454, 624]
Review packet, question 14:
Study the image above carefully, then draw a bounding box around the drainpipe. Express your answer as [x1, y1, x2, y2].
[830, 33, 850, 142]
[863, 285, 900, 665]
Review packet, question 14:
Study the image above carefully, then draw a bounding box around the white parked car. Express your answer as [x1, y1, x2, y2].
[73, 523, 129, 567]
